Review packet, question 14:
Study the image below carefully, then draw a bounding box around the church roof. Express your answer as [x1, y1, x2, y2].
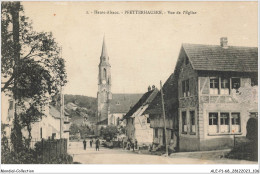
[110, 93, 143, 114]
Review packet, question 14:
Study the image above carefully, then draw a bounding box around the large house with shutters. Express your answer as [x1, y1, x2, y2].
[177, 37, 258, 151]
[146, 37, 258, 152]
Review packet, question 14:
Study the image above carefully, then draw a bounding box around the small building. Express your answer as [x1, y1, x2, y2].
[123, 86, 159, 146]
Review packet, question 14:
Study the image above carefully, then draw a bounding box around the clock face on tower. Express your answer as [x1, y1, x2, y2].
[102, 80, 106, 84]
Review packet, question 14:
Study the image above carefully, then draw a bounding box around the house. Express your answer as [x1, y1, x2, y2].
[1, 93, 70, 147]
[177, 37, 258, 151]
[144, 73, 179, 151]
[145, 37, 258, 152]
[123, 86, 159, 146]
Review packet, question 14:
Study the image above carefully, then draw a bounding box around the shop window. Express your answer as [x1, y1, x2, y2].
[221, 78, 230, 94]
[210, 77, 219, 94]
[182, 111, 187, 133]
[190, 111, 196, 134]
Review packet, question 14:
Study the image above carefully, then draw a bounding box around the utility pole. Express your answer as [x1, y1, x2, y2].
[60, 47, 64, 140]
[160, 80, 168, 156]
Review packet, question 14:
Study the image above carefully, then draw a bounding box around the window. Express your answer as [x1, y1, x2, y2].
[231, 78, 240, 91]
[220, 113, 230, 133]
[209, 113, 218, 133]
[210, 77, 219, 94]
[231, 113, 240, 125]
[231, 113, 241, 133]
[126, 119, 128, 124]
[182, 111, 187, 133]
[147, 117, 150, 123]
[220, 113, 229, 125]
[190, 111, 196, 133]
[182, 80, 190, 97]
[208, 112, 241, 134]
[103, 68, 107, 79]
[221, 78, 230, 94]
[155, 128, 158, 138]
[209, 113, 218, 125]
[250, 112, 258, 118]
[182, 81, 185, 97]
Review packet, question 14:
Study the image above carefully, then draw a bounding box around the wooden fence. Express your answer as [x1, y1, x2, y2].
[33, 139, 68, 161]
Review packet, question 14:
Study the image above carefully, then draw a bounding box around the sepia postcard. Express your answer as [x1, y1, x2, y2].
[1, 1, 259, 173]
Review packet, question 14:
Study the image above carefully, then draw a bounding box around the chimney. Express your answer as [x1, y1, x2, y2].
[148, 86, 151, 92]
[152, 85, 155, 90]
[220, 37, 228, 48]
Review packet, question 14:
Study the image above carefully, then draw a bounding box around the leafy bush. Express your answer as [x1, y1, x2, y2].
[100, 125, 118, 142]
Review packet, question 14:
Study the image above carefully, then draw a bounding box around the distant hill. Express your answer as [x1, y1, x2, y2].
[64, 94, 97, 126]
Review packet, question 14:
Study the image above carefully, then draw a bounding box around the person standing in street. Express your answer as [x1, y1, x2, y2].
[90, 139, 93, 148]
[95, 138, 100, 151]
[83, 139, 87, 150]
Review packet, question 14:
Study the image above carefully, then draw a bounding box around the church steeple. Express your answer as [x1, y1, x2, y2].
[101, 36, 108, 60]
[97, 36, 112, 128]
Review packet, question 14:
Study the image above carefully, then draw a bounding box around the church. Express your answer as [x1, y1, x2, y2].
[96, 37, 142, 133]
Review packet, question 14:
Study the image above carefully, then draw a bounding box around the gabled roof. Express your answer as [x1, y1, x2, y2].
[49, 105, 61, 119]
[50, 105, 69, 118]
[110, 93, 143, 114]
[123, 88, 159, 119]
[183, 43, 258, 72]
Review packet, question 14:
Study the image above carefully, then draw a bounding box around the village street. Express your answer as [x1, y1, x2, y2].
[67, 141, 256, 164]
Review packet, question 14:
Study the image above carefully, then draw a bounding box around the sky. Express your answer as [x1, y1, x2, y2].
[22, 1, 258, 97]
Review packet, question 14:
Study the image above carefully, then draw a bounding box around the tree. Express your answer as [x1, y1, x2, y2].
[101, 125, 118, 142]
[1, 2, 67, 148]
[69, 123, 80, 135]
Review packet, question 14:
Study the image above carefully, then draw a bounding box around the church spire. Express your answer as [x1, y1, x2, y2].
[101, 35, 108, 59]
